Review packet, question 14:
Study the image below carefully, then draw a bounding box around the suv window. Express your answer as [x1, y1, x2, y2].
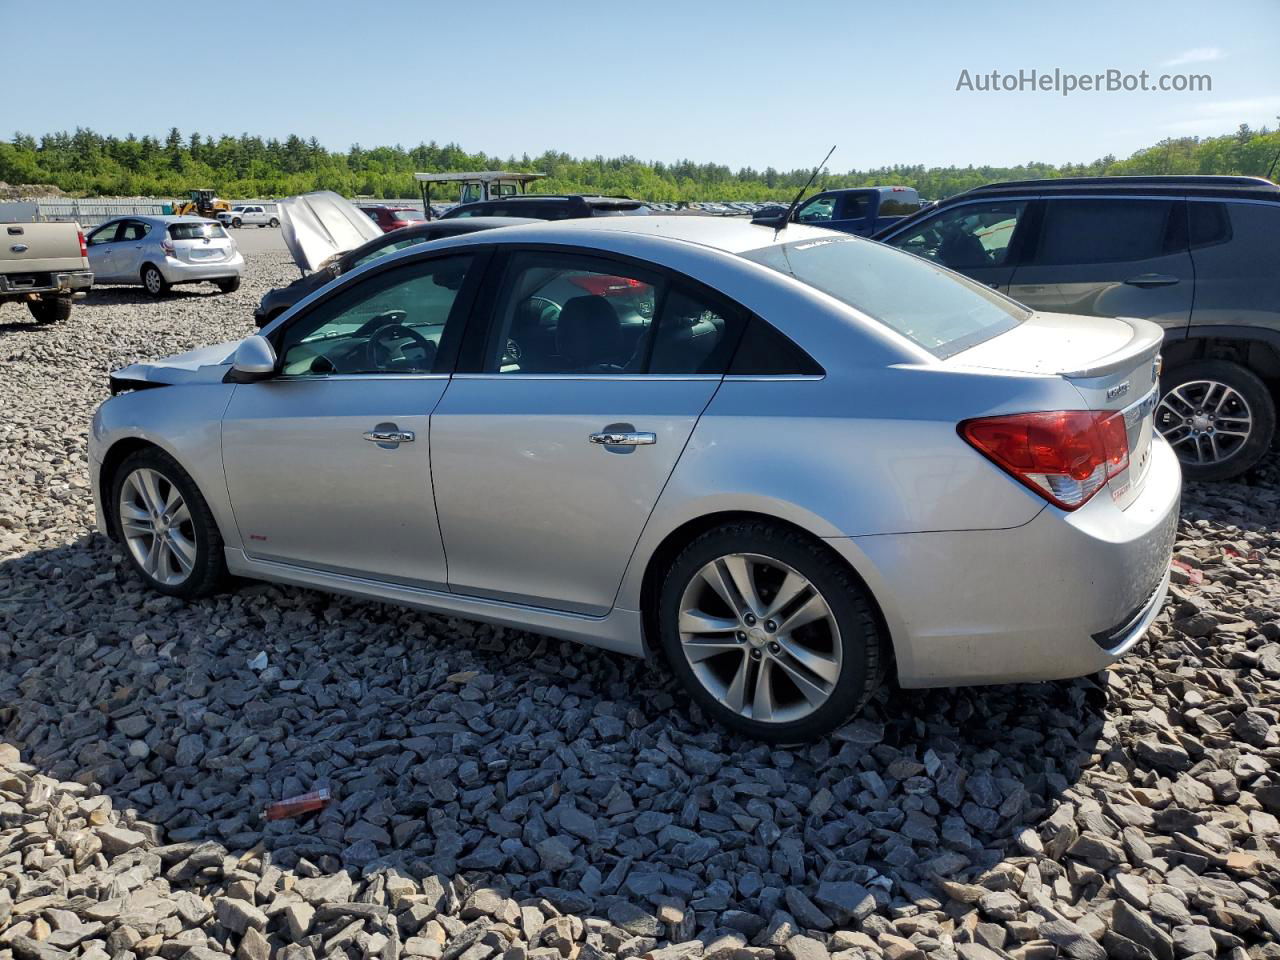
[889, 200, 1028, 269]
[742, 235, 1028, 359]
[1034, 198, 1178, 265]
[277, 255, 474, 377]
[1188, 201, 1232, 249]
[483, 251, 746, 375]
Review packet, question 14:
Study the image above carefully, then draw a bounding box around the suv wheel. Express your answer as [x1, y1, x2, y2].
[1156, 359, 1276, 481]
[658, 521, 887, 742]
[268, 217, 279, 228]
[232, 217, 242, 228]
[111, 448, 226, 598]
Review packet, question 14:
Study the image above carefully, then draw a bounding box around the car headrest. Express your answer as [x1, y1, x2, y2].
[556, 295, 621, 369]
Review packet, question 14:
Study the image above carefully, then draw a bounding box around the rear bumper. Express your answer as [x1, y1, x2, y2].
[160, 252, 244, 283]
[834, 435, 1181, 688]
[0, 269, 93, 297]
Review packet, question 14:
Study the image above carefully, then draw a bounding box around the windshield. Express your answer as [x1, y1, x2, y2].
[741, 235, 1028, 358]
[168, 222, 228, 240]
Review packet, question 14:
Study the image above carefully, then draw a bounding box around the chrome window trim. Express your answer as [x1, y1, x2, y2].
[722, 374, 826, 383]
[1186, 196, 1279, 207]
[450, 373, 725, 382]
[269, 373, 451, 383]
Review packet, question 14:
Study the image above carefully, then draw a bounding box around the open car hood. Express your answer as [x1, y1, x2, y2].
[279, 191, 384, 273]
[109, 341, 241, 392]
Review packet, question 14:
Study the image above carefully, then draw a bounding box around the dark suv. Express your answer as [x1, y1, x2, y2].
[875, 176, 1280, 480]
[440, 194, 649, 220]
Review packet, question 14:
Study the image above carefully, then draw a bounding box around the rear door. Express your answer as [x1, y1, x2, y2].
[1185, 198, 1280, 331]
[430, 248, 745, 615]
[1008, 196, 1193, 329]
[113, 220, 152, 279]
[878, 198, 1033, 293]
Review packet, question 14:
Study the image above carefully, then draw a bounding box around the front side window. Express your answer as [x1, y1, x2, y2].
[1034, 198, 1178, 265]
[349, 235, 430, 270]
[797, 196, 836, 223]
[483, 251, 745, 375]
[277, 255, 473, 377]
[888, 200, 1028, 269]
[742, 235, 1028, 358]
[88, 222, 120, 245]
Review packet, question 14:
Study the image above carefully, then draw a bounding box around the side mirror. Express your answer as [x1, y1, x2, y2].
[227, 335, 277, 382]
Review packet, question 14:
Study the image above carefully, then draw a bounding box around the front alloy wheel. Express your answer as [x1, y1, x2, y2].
[118, 467, 198, 586]
[659, 521, 886, 742]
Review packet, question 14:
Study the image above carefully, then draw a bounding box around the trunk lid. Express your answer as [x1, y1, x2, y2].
[951, 311, 1164, 508]
[167, 220, 235, 264]
[279, 191, 383, 273]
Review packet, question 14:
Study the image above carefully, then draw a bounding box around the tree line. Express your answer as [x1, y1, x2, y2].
[1, 124, 1276, 202]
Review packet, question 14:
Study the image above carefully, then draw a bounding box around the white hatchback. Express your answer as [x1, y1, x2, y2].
[85, 216, 244, 296]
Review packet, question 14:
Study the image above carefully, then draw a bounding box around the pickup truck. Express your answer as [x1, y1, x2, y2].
[0, 222, 93, 323]
[791, 186, 923, 236]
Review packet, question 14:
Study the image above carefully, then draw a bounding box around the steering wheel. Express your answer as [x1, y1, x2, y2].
[353, 309, 409, 338]
[366, 323, 434, 371]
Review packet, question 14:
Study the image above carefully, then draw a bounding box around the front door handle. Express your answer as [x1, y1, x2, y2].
[590, 431, 656, 446]
[1125, 274, 1180, 288]
[364, 426, 415, 446]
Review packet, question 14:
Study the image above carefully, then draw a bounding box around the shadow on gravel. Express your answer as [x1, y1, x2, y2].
[86, 286, 229, 306]
[1, 530, 1107, 917]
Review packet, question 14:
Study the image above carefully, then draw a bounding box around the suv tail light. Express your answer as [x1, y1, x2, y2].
[960, 410, 1129, 510]
[77, 230, 88, 258]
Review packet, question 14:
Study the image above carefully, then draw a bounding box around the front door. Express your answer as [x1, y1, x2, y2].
[431, 249, 745, 615]
[1008, 197, 1194, 329]
[85, 221, 122, 281]
[221, 252, 479, 587]
[878, 198, 1033, 293]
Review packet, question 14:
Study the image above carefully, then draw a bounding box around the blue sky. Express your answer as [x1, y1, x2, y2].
[9, 0, 1279, 172]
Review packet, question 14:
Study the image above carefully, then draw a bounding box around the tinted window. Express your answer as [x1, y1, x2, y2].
[879, 195, 920, 217]
[485, 252, 662, 374]
[728, 316, 824, 376]
[1189, 201, 1232, 249]
[648, 287, 746, 375]
[1035, 198, 1176, 265]
[742, 236, 1028, 358]
[277, 256, 473, 377]
[840, 195, 872, 221]
[889, 200, 1027, 269]
[168, 222, 227, 240]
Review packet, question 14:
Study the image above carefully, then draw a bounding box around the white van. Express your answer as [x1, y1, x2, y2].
[218, 204, 280, 229]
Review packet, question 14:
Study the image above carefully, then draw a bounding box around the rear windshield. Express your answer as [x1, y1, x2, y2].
[391, 209, 425, 220]
[168, 222, 228, 241]
[741, 235, 1028, 358]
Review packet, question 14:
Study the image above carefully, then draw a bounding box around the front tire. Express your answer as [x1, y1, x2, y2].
[658, 521, 887, 742]
[110, 448, 226, 599]
[232, 217, 242, 228]
[141, 265, 169, 297]
[268, 218, 279, 228]
[216, 277, 241, 294]
[1156, 359, 1275, 481]
[28, 296, 72, 323]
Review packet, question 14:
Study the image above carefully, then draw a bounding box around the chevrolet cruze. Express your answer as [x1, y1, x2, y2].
[90, 216, 1179, 741]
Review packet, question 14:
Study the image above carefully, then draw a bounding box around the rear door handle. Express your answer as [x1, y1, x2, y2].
[590, 431, 656, 446]
[1124, 274, 1180, 287]
[364, 427, 415, 445]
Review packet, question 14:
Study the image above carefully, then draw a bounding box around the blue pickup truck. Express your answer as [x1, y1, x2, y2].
[792, 186, 923, 236]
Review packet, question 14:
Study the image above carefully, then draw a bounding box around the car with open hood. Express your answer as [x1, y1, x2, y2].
[256, 191, 534, 328]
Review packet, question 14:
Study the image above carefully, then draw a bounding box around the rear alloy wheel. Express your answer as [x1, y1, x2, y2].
[27, 296, 72, 323]
[268, 218, 279, 228]
[1156, 359, 1275, 481]
[111, 448, 226, 598]
[141, 265, 169, 297]
[659, 521, 886, 742]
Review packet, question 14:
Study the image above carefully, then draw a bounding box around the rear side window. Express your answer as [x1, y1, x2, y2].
[729, 316, 824, 376]
[168, 222, 227, 240]
[742, 235, 1028, 358]
[647, 286, 747, 374]
[1188, 201, 1233, 248]
[1034, 199, 1178, 265]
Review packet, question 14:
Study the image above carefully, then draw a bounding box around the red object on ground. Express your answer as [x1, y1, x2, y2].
[265, 788, 331, 821]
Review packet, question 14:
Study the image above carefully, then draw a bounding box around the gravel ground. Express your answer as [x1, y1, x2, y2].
[3, 248, 1280, 960]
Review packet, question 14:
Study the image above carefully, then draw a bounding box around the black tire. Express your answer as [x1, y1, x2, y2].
[1157, 359, 1275, 481]
[216, 277, 241, 294]
[110, 447, 226, 599]
[268, 218, 279, 228]
[231, 217, 242, 228]
[28, 296, 72, 324]
[657, 520, 887, 742]
[141, 264, 169, 297]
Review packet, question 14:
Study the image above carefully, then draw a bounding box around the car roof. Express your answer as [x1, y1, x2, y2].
[954, 175, 1280, 201]
[434, 213, 839, 255]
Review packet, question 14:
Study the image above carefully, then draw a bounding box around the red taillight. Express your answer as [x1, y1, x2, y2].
[568, 275, 649, 297]
[77, 230, 87, 258]
[960, 410, 1129, 510]
[161, 239, 175, 257]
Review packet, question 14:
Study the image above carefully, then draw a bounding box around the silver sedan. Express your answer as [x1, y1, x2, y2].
[89, 216, 1179, 741]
